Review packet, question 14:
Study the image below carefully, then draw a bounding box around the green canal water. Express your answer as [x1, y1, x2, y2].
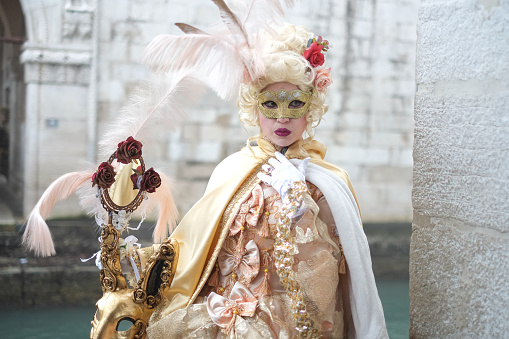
[1, 279, 409, 338]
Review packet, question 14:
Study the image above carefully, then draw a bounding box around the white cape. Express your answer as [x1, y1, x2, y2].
[292, 159, 389, 339]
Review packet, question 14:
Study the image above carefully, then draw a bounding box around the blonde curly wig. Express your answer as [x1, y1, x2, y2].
[238, 23, 329, 145]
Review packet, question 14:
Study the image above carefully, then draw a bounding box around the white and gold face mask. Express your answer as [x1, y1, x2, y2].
[256, 89, 313, 119]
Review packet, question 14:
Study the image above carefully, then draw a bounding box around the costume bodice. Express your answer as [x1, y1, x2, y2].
[200, 181, 347, 338]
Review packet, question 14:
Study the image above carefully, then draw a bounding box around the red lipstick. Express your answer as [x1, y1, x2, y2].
[275, 128, 291, 137]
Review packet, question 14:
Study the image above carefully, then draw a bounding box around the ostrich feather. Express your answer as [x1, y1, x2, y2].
[99, 72, 204, 159]
[143, 33, 248, 101]
[22, 171, 94, 257]
[211, 0, 266, 82]
[77, 177, 107, 226]
[175, 23, 208, 35]
[234, 0, 295, 37]
[214, 0, 296, 38]
[143, 0, 298, 98]
[212, 0, 249, 43]
[150, 171, 179, 243]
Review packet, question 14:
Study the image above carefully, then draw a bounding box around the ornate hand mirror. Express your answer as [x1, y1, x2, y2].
[92, 136, 161, 232]
[101, 155, 145, 215]
[89, 136, 177, 339]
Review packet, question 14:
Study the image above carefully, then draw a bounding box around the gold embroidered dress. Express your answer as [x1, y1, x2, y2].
[147, 138, 387, 338]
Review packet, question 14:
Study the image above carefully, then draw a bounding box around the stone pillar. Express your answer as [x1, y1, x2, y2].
[20, 0, 94, 215]
[410, 0, 509, 337]
[0, 0, 26, 207]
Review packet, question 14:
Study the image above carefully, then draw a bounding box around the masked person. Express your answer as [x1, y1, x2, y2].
[143, 19, 388, 338]
[22, 1, 389, 338]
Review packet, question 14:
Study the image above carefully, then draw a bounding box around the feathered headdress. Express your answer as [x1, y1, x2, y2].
[142, 0, 296, 100]
[22, 0, 298, 257]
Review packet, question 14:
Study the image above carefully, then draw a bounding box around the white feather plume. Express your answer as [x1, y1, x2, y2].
[142, 31, 249, 101]
[142, 0, 298, 99]
[233, 0, 295, 36]
[99, 72, 204, 159]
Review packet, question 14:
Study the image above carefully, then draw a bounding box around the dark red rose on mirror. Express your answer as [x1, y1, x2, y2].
[130, 166, 143, 190]
[92, 162, 116, 189]
[139, 168, 161, 193]
[116, 136, 143, 164]
[303, 42, 325, 67]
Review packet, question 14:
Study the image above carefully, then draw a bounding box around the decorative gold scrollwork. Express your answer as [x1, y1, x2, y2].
[99, 223, 128, 292]
[133, 320, 147, 339]
[133, 237, 179, 308]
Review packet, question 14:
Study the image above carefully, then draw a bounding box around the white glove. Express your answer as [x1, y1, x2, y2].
[257, 152, 310, 198]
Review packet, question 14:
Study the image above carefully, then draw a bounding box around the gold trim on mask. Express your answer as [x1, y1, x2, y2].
[257, 89, 313, 119]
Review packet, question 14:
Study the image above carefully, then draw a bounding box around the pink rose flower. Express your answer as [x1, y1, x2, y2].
[303, 42, 325, 67]
[314, 68, 333, 92]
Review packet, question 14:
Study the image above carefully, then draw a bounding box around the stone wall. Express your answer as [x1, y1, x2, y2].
[13, 0, 418, 223]
[20, 0, 94, 215]
[285, 0, 417, 222]
[410, 0, 509, 337]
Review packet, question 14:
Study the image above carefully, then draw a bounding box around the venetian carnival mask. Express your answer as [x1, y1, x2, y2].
[257, 89, 313, 119]
[90, 229, 178, 339]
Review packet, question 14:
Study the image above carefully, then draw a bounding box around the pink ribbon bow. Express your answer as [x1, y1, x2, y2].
[207, 282, 259, 333]
[230, 184, 264, 236]
[217, 240, 260, 285]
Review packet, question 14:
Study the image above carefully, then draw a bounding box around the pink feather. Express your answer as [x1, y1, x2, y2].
[150, 171, 179, 243]
[22, 171, 94, 257]
[142, 33, 247, 101]
[143, 0, 298, 99]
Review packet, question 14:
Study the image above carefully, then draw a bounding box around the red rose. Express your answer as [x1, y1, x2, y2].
[116, 136, 143, 164]
[303, 42, 325, 67]
[139, 167, 161, 193]
[92, 162, 116, 189]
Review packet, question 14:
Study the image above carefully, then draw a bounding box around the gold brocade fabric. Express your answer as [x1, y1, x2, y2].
[148, 138, 355, 338]
[148, 183, 346, 338]
[148, 297, 292, 339]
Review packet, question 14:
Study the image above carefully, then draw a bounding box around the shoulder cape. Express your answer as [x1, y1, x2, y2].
[151, 139, 388, 338]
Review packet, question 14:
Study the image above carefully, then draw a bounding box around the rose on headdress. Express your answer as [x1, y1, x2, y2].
[92, 162, 116, 189]
[314, 68, 333, 92]
[139, 167, 161, 193]
[116, 136, 143, 164]
[303, 42, 325, 68]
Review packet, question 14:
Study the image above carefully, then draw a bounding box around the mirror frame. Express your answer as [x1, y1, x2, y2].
[100, 152, 146, 214]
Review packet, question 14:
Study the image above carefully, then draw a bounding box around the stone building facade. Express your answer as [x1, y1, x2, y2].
[410, 0, 509, 337]
[0, 0, 417, 223]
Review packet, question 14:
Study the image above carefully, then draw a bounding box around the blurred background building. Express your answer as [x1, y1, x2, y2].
[0, 0, 417, 223]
